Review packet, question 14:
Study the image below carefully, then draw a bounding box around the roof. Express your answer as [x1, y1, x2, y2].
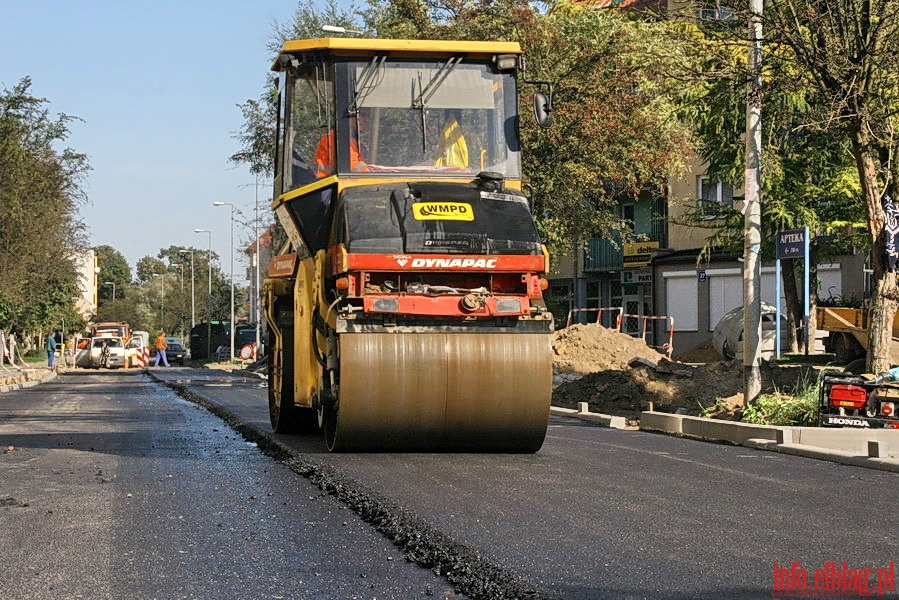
[274, 38, 522, 71]
[245, 224, 276, 254]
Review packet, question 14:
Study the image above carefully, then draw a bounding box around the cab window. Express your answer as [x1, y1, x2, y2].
[282, 58, 335, 191]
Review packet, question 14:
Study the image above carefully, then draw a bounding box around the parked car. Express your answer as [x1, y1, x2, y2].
[166, 342, 187, 366]
[712, 303, 790, 360]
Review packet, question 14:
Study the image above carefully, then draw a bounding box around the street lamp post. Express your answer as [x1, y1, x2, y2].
[103, 281, 115, 302]
[179, 249, 195, 328]
[93, 262, 101, 315]
[213, 201, 235, 363]
[254, 176, 261, 358]
[194, 229, 212, 361]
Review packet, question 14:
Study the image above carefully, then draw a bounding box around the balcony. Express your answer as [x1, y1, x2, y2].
[585, 235, 624, 271]
[585, 232, 667, 271]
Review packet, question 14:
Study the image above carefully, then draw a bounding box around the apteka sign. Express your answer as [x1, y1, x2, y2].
[776, 228, 806, 259]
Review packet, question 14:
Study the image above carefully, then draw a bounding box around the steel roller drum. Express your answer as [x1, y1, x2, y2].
[331, 332, 552, 451]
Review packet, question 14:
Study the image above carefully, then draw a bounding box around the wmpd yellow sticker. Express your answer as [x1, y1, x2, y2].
[412, 202, 474, 221]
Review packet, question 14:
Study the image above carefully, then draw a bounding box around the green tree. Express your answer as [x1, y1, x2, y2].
[0, 77, 90, 338]
[135, 256, 166, 283]
[231, 0, 363, 176]
[671, 17, 866, 351]
[95, 245, 131, 300]
[519, 4, 697, 250]
[95, 284, 151, 331]
[763, 0, 899, 373]
[229, 0, 366, 256]
[139, 246, 231, 331]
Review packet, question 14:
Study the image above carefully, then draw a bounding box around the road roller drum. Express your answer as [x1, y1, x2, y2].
[326, 332, 552, 451]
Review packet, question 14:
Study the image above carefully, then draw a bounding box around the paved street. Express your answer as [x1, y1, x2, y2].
[2, 368, 897, 599]
[152, 367, 899, 599]
[0, 370, 459, 600]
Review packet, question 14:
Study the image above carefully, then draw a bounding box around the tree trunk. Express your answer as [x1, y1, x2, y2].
[851, 124, 898, 374]
[781, 259, 801, 352]
[807, 251, 819, 354]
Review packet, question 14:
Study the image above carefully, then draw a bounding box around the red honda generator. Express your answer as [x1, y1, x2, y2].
[818, 371, 899, 429]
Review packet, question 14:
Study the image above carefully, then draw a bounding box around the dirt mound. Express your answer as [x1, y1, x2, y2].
[550, 323, 816, 422]
[673, 338, 721, 363]
[552, 358, 744, 421]
[552, 323, 665, 374]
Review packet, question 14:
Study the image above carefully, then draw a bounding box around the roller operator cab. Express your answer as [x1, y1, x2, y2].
[264, 37, 554, 451]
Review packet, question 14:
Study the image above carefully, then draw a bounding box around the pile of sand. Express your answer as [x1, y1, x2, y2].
[552, 323, 665, 374]
[550, 323, 814, 422]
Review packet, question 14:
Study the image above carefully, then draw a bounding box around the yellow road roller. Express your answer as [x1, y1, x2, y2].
[263, 36, 555, 451]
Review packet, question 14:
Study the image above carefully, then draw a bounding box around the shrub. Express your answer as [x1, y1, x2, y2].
[741, 371, 819, 426]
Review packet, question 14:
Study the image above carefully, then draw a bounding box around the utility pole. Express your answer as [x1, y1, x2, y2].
[213, 201, 235, 364]
[743, 0, 763, 402]
[255, 176, 261, 358]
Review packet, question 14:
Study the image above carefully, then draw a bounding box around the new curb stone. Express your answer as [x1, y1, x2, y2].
[639, 410, 899, 473]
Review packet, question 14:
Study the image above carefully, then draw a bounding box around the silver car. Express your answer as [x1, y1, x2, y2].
[712, 303, 791, 360]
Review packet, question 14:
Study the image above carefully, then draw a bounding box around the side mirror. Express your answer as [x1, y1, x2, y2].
[534, 92, 553, 129]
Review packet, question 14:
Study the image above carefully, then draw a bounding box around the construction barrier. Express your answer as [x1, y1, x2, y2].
[565, 307, 624, 329]
[620, 314, 675, 359]
[131, 346, 150, 368]
[239, 344, 257, 361]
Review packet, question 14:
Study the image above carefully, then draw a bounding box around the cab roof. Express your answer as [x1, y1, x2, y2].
[273, 37, 522, 71]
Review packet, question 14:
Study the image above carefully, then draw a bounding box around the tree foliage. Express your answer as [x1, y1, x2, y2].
[95, 244, 131, 299]
[670, 11, 867, 348]
[522, 4, 698, 248]
[230, 1, 698, 259]
[763, 0, 899, 372]
[230, 0, 364, 176]
[0, 77, 90, 336]
[99, 244, 239, 338]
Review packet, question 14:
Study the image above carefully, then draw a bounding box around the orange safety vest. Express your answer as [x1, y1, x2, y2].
[156, 335, 166, 350]
[315, 130, 368, 177]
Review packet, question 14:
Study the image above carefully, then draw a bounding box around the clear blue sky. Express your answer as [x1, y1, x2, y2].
[0, 0, 334, 282]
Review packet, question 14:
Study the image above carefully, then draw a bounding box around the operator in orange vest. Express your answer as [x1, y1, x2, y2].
[315, 113, 370, 177]
[154, 332, 170, 367]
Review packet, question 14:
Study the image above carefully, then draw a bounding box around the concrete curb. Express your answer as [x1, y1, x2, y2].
[0, 368, 58, 393]
[550, 404, 629, 429]
[639, 410, 899, 473]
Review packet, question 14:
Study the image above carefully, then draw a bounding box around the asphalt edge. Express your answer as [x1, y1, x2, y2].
[146, 369, 549, 600]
